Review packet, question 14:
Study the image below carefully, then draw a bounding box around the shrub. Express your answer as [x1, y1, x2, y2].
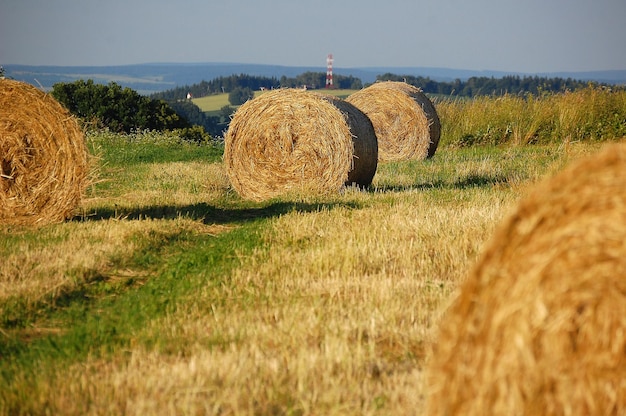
[51, 80, 189, 133]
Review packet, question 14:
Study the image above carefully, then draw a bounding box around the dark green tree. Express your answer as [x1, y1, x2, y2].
[228, 87, 254, 105]
[169, 100, 220, 136]
[220, 105, 235, 122]
[51, 80, 189, 133]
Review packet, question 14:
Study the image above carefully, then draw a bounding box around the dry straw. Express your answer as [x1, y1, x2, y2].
[0, 79, 89, 226]
[425, 141, 626, 415]
[223, 89, 378, 201]
[346, 81, 441, 162]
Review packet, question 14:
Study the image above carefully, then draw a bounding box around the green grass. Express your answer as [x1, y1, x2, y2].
[192, 93, 232, 113]
[88, 130, 224, 166]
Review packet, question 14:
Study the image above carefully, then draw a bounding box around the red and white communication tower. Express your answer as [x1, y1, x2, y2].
[325, 53, 334, 88]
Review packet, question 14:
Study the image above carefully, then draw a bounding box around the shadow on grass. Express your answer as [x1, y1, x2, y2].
[372, 173, 511, 193]
[454, 173, 512, 189]
[3, 200, 360, 330]
[73, 200, 363, 225]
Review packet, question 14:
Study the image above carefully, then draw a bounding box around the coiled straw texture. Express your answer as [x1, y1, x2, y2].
[425, 141, 626, 415]
[347, 81, 440, 162]
[224, 89, 377, 201]
[1, 79, 89, 226]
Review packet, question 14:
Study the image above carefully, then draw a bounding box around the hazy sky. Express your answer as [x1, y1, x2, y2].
[2, 0, 625, 73]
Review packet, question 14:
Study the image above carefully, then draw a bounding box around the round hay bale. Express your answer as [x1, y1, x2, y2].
[223, 89, 378, 201]
[425, 141, 626, 415]
[346, 81, 440, 162]
[0, 79, 89, 226]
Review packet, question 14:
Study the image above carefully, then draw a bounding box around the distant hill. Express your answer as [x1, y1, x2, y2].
[4, 62, 626, 95]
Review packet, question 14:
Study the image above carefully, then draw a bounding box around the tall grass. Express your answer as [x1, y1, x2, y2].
[436, 86, 626, 147]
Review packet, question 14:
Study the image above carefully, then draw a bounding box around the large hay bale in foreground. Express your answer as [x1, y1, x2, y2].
[425, 142, 626, 415]
[224, 89, 378, 201]
[346, 81, 440, 162]
[0, 79, 89, 226]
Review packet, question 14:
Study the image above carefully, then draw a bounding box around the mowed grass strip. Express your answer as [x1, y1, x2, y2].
[0, 129, 608, 414]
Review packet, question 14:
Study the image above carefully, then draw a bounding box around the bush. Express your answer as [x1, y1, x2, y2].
[51, 80, 189, 133]
[170, 125, 213, 144]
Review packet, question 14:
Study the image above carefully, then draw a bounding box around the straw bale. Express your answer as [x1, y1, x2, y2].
[346, 81, 440, 162]
[223, 89, 378, 201]
[425, 141, 626, 415]
[0, 79, 89, 226]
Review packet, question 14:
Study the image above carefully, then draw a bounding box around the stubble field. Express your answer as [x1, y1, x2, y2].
[1, 86, 624, 414]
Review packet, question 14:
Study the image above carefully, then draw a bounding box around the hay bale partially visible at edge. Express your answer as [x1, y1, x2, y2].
[0, 79, 89, 226]
[425, 141, 626, 415]
[223, 89, 378, 201]
[346, 81, 440, 162]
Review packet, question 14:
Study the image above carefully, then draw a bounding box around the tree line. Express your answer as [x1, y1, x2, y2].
[152, 72, 616, 103]
[151, 74, 280, 101]
[375, 73, 616, 97]
[151, 73, 364, 101]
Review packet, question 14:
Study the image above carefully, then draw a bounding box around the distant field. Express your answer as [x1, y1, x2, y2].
[193, 89, 357, 114]
[191, 94, 231, 114]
